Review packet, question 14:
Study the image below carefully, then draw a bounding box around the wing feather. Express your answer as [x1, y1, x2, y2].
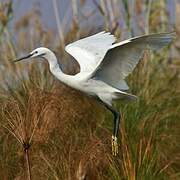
[93, 32, 175, 90]
[65, 31, 116, 76]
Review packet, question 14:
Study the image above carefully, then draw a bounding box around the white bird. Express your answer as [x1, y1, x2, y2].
[14, 31, 175, 156]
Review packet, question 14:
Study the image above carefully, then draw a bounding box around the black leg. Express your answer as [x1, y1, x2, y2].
[97, 99, 121, 156]
[104, 104, 121, 138]
[114, 111, 120, 139]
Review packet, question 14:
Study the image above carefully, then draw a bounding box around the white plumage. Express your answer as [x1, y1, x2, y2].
[14, 31, 175, 156]
[65, 31, 116, 77]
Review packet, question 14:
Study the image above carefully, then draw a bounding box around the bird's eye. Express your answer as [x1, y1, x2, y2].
[35, 51, 38, 54]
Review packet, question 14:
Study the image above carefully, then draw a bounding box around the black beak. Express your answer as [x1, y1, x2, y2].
[13, 53, 33, 63]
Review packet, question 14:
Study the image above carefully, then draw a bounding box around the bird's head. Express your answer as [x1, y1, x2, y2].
[13, 47, 53, 62]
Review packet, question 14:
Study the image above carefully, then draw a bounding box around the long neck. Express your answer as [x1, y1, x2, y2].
[46, 51, 70, 84]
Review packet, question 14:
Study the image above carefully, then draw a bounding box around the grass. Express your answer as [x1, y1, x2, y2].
[0, 0, 180, 179]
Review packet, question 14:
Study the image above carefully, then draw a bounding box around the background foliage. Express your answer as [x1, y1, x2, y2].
[0, 0, 179, 179]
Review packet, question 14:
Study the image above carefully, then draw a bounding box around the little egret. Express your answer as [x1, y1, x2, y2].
[13, 31, 175, 156]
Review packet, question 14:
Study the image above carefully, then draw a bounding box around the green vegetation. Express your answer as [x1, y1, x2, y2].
[0, 1, 179, 179]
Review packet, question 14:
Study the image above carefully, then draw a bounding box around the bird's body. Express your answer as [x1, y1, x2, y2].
[49, 54, 132, 105]
[14, 31, 175, 156]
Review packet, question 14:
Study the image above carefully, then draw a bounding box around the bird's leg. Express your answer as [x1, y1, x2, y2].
[111, 109, 120, 156]
[101, 102, 120, 156]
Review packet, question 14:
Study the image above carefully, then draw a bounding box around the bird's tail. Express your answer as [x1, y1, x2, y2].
[114, 91, 137, 102]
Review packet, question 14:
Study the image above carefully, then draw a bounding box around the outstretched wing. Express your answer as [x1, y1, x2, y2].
[93, 32, 175, 90]
[65, 31, 116, 78]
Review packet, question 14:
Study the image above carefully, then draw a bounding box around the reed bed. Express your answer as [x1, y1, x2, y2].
[0, 0, 179, 179]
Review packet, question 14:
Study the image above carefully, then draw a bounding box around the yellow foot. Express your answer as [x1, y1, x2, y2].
[112, 136, 118, 156]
